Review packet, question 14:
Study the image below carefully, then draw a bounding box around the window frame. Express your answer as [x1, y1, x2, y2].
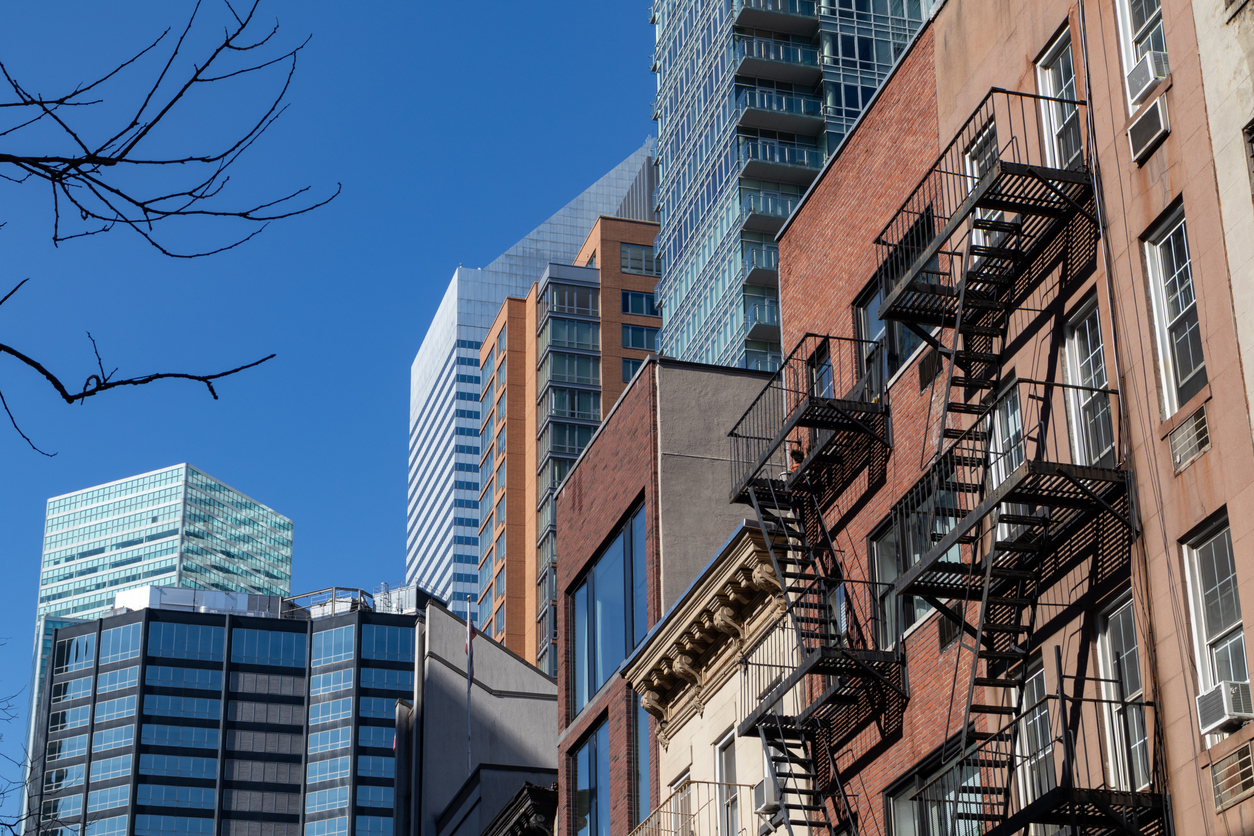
[1097, 595, 1151, 790]
[1035, 31, 1082, 170]
[715, 731, 739, 836]
[1184, 519, 1247, 695]
[1113, 0, 1167, 109]
[1063, 298, 1116, 467]
[1144, 211, 1206, 417]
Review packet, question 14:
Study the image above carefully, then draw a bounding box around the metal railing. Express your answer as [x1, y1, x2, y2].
[911, 688, 1159, 834]
[630, 780, 756, 836]
[730, 334, 884, 501]
[742, 192, 800, 219]
[741, 242, 779, 276]
[733, 0, 817, 17]
[282, 587, 373, 619]
[736, 89, 823, 120]
[892, 378, 1122, 570]
[873, 88, 1089, 302]
[738, 138, 824, 171]
[733, 36, 819, 68]
[746, 303, 780, 333]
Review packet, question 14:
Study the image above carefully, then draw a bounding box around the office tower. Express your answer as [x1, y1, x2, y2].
[29, 585, 423, 836]
[27, 464, 294, 826]
[651, 0, 932, 369]
[475, 217, 660, 672]
[406, 141, 658, 623]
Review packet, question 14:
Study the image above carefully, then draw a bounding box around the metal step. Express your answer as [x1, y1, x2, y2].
[972, 217, 1023, 234]
[944, 428, 988, 440]
[969, 244, 1023, 261]
[974, 676, 1024, 688]
[958, 323, 1005, 337]
[979, 649, 1026, 661]
[983, 622, 1031, 635]
[971, 703, 1018, 715]
[947, 402, 988, 415]
[952, 376, 998, 389]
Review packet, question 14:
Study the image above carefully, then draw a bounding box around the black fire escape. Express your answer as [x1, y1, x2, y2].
[730, 334, 901, 836]
[874, 89, 1166, 834]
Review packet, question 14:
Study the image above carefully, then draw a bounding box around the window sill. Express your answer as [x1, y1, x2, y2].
[1157, 383, 1212, 440]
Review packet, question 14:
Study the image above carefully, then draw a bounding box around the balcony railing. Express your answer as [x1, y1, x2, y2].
[733, 36, 819, 69]
[736, 89, 823, 120]
[912, 688, 1163, 835]
[733, 0, 817, 19]
[874, 88, 1092, 327]
[745, 303, 780, 332]
[630, 780, 757, 836]
[742, 192, 800, 220]
[737, 138, 824, 172]
[894, 378, 1126, 602]
[740, 243, 779, 278]
[729, 334, 887, 503]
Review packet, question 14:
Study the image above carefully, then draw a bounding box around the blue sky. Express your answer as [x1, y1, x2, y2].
[0, 0, 654, 776]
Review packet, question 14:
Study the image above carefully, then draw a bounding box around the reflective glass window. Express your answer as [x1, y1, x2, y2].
[54, 634, 96, 674]
[44, 764, 85, 791]
[49, 705, 91, 733]
[92, 725, 134, 753]
[359, 697, 393, 719]
[357, 756, 395, 779]
[231, 629, 306, 667]
[356, 786, 394, 808]
[47, 735, 87, 762]
[311, 669, 354, 695]
[306, 787, 350, 813]
[310, 698, 353, 725]
[99, 623, 142, 665]
[133, 815, 214, 836]
[51, 677, 92, 705]
[90, 754, 133, 782]
[136, 786, 216, 810]
[141, 725, 219, 749]
[98, 667, 139, 695]
[573, 721, 611, 836]
[308, 728, 352, 754]
[356, 818, 392, 836]
[361, 625, 415, 662]
[358, 727, 395, 749]
[86, 785, 129, 814]
[96, 695, 137, 722]
[312, 625, 355, 667]
[148, 623, 224, 662]
[138, 755, 217, 779]
[145, 666, 221, 691]
[307, 756, 351, 784]
[305, 819, 348, 836]
[143, 694, 219, 720]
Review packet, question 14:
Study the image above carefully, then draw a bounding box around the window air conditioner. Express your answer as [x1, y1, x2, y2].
[1127, 51, 1170, 105]
[1128, 97, 1169, 165]
[753, 779, 780, 816]
[1197, 680, 1254, 736]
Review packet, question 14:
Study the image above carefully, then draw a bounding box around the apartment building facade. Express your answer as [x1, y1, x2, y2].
[474, 218, 661, 672]
[651, 0, 933, 370]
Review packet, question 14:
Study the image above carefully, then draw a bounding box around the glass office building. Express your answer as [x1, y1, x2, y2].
[652, 0, 931, 368]
[29, 589, 420, 836]
[406, 140, 658, 622]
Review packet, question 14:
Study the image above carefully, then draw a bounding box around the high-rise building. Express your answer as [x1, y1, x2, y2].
[475, 217, 661, 672]
[406, 141, 657, 623]
[651, 0, 933, 369]
[27, 465, 294, 826]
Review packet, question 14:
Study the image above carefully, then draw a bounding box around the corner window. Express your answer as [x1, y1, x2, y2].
[573, 720, 611, 836]
[1037, 33, 1082, 169]
[1187, 520, 1247, 691]
[571, 505, 648, 713]
[1145, 214, 1206, 415]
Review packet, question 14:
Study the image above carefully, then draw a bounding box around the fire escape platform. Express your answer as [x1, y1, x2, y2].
[986, 786, 1165, 836]
[895, 460, 1127, 601]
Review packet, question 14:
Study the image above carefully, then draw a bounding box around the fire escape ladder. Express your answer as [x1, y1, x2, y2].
[759, 713, 841, 836]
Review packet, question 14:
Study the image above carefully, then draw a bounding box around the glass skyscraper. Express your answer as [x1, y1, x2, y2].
[652, 0, 932, 368]
[406, 140, 657, 622]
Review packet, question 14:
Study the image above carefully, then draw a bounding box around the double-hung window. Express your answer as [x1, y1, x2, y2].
[1115, 0, 1167, 105]
[1187, 521, 1247, 693]
[1100, 599, 1150, 789]
[716, 733, 739, 836]
[1065, 303, 1115, 467]
[1037, 34, 1082, 169]
[1016, 665, 1057, 826]
[1146, 214, 1206, 414]
[872, 519, 933, 648]
[856, 283, 922, 383]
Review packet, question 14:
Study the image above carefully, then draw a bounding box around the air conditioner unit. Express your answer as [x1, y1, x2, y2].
[753, 779, 780, 816]
[1127, 51, 1170, 105]
[1128, 97, 1170, 165]
[1197, 680, 1254, 735]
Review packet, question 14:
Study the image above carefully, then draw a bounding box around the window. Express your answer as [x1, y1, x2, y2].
[543, 422, 595, 458]
[306, 787, 350, 814]
[360, 696, 393, 719]
[358, 727, 396, 749]
[307, 756, 351, 784]
[227, 701, 303, 725]
[311, 669, 354, 695]
[143, 694, 219, 720]
[716, 733, 739, 836]
[622, 325, 659, 351]
[495, 605, 505, 637]
[304, 819, 347, 836]
[90, 754, 133, 782]
[86, 785, 129, 814]
[621, 244, 661, 276]
[1100, 599, 1150, 789]
[1065, 303, 1115, 467]
[137, 786, 217, 810]
[53, 634, 95, 674]
[550, 388, 600, 421]
[357, 786, 394, 808]
[42, 795, 83, 822]
[308, 728, 353, 754]
[51, 677, 92, 705]
[358, 756, 395, 779]
[623, 358, 643, 383]
[97, 694, 138, 722]
[148, 623, 224, 661]
[1146, 215, 1206, 414]
[231, 629, 306, 667]
[362, 624, 416, 662]
[142, 725, 219, 749]
[1187, 522, 1247, 692]
[47, 735, 87, 762]
[230, 672, 303, 695]
[1037, 34, 1082, 169]
[545, 318, 600, 351]
[361, 668, 412, 691]
[99, 666, 140, 694]
[1115, 0, 1166, 100]
[49, 705, 91, 733]
[573, 721, 611, 836]
[856, 282, 922, 381]
[224, 759, 297, 785]
[44, 764, 85, 792]
[85, 817, 127, 836]
[99, 622, 142, 665]
[312, 625, 355, 666]
[572, 506, 648, 713]
[92, 725, 134, 753]
[133, 816, 213, 836]
[548, 284, 599, 316]
[622, 291, 660, 317]
[632, 698, 651, 826]
[138, 755, 217, 779]
[872, 519, 933, 647]
[356, 818, 392, 836]
[1016, 665, 1057, 813]
[545, 352, 600, 386]
[223, 789, 301, 814]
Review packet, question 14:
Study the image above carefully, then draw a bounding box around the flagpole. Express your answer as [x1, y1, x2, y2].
[465, 611, 475, 776]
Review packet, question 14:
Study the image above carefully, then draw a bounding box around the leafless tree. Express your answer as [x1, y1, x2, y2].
[0, 0, 337, 454]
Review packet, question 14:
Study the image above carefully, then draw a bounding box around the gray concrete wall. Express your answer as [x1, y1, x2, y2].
[419, 603, 557, 836]
[655, 360, 771, 610]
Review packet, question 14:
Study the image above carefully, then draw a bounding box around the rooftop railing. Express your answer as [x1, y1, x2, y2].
[630, 780, 756, 836]
[282, 587, 373, 619]
[729, 334, 884, 502]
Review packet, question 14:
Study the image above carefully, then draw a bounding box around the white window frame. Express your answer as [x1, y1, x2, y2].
[1113, 0, 1167, 109]
[1097, 596, 1151, 790]
[1035, 32, 1082, 170]
[715, 732, 739, 836]
[1144, 212, 1205, 417]
[1063, 299, 1115, 467]
[1184, 520, 1248, 695]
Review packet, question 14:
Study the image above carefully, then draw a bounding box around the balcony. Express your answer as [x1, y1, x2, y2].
[738, 138, 824, 184]
[745, 303, 780, 342]
[729, 334, 889, 504]
[912, 689, 1164, 836]
[740, 242, 779, 286]
[733, 36, 821, 85]
[874, 88, 1094, 328]
[894, 379, 1129, 607]
[630, 780, 756, 836]
[736, 89, 824, 133]
[732, 0, 818, 34]
[742, 192, 800, 233]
